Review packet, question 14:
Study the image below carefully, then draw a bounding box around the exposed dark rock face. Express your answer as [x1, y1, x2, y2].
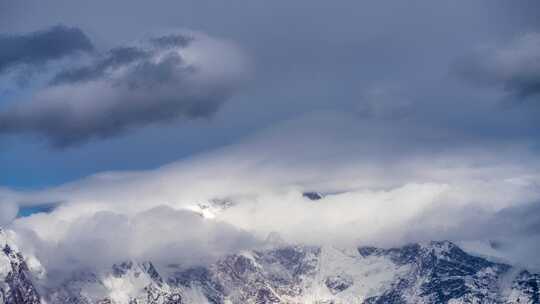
[0, 244, 41, 304]
[302, 192, 324, 201]
[325, 275, 353, 294]
[360, 241, 511, 304]
[510, 271, 540, 304]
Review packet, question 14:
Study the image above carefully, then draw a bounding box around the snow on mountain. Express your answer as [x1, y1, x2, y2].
[184, 198, 235, 219]
[1, 227, 539, 304]
[0, 229, 42, 304]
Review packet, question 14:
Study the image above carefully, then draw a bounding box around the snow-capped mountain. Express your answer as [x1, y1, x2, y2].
[1, 228, 539, 304]
[0, 229, 41, 304]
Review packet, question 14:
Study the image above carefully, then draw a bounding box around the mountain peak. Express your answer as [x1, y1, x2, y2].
[302, 192, 324, 201]
[1, 235, 539, 303]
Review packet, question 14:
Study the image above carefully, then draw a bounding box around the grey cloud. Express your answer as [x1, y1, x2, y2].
[5, 112, 540, 270]
[404, 197, 540, 269]
[50, 46, 149, 85]
[494, 201, 540, 236]
[356, 86, 414, 120]
[149, 34, 193, 48]
[0, 31, 247, 147]
[456, 33, 540, 103]
[50, 34, 194, 86]
[2, 1, 540, 179]
[490, 0, 540, 31]
[0, 188, 19, 225]
[0, 25, 93, 74]
[0, 201, 18, 226]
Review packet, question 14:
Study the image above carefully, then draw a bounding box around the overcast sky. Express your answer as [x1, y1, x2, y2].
[1, 0, 540, 273]
[0, 0, 538, 188]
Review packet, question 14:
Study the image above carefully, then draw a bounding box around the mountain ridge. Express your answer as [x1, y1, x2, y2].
[1, 228, 539, 304]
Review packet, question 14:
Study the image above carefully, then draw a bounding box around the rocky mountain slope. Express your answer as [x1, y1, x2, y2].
[0, 228, 538, 304]
[0, 229, 41, 304]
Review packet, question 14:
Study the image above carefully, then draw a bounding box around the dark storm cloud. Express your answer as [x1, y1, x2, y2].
[149, 34, 193, 48]
[50, 46, 149, 85]
[0, 25, 93, 74]
[0, 30, 248, 147]
[50, 34, 194, 86]
[456, 33, 540, 103]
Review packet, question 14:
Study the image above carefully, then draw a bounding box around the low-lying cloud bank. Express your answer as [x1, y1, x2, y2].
[14, 206, 260, 279]
[1, 112, 540, 274]
[0, 27, 249, 146]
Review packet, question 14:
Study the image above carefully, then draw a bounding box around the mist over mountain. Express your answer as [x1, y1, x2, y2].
[2, 1, 540, 303]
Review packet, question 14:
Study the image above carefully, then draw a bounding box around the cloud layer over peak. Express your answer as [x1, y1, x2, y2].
[4, 112, 540, 273]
